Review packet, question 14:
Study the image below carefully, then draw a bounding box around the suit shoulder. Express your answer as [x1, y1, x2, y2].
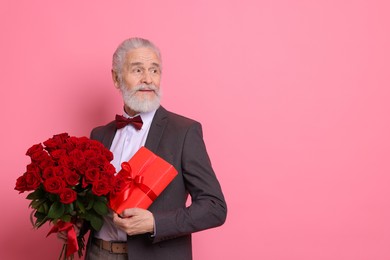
[164, 109, 201, 129]
[90, 121, 116, 139]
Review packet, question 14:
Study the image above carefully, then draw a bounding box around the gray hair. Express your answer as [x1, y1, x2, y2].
[112, 37, 162, 76]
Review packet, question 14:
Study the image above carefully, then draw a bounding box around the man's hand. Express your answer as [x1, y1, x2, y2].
[113, 208, 155, 236]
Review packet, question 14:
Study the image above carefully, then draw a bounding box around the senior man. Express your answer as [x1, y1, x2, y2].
[84, 37, 227, 260]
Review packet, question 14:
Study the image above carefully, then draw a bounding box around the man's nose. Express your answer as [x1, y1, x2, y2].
[141, 71, 153, 84]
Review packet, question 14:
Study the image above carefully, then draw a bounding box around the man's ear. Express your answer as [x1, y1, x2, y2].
[112, 70, 120, 89]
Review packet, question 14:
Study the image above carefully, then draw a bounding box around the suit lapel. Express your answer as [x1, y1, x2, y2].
[145, 106, 168, 153]
[101, 122, 117, 149]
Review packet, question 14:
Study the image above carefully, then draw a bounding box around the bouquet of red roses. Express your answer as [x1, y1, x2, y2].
[14, 133, 125, 259]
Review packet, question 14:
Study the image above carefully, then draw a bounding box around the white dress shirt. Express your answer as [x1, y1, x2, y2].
[94, 109, 156, 241]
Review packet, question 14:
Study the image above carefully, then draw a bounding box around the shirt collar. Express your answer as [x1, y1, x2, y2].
[122, 108, 157, 129]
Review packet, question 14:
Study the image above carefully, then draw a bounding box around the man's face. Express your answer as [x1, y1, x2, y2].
[113, 47, 162, 115]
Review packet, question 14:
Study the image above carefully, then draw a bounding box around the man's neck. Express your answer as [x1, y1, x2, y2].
[124, 106, 139, 117]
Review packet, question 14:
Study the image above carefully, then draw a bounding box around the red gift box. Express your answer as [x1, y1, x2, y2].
[109, 146, 178, 213]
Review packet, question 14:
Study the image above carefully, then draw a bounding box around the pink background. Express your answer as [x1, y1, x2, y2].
[1, 0, 390, 259]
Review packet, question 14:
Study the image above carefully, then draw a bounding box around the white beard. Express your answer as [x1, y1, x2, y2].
[120, 84, 162, 113]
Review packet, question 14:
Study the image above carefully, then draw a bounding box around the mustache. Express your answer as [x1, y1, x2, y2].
[134, 84, 158, 91]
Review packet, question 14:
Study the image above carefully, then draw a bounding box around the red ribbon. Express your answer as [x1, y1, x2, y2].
[47, 221, 78, 257]
[119, 161, 157, 203]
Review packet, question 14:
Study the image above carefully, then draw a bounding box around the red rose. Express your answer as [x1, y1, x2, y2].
[43, 133, 69, 151]
[69, 149, 86, 170]
[59, 188, 77, 204]
[15, 175, 28, 193]
[83, 149, 98, 160]
[25, 170, 42, 190]
[85, 158, 100, 169]
[43, 177, 66, 194]
[74, 159, 87, 174]
[30, 150, 50, 162]
[26, 143, 44, 156]
[81, 177, 89, 188]
[64, 170, 80, 186]
[103, 162, 116, 175]
[66, 135, 80, 144]
[70, 136, 88, 150]
[85, 156, 104, 169]
[53, 133, 70, 141]
[86, 139, 102, 149]
[69, 149, 85, 160]
[43, 138, 62, 150]
[84, 168, 100, 183]
[67, 136, 81, 145]
[38, 157, 55, 169]
[92, 180, 111, 196]
[61, 142, 76, 153]
[58, 156, 76, 169]
[102, 149, 114, 162]
[42, 166, 57, 179]
[95, 155, 107, 168]
[100, 171, 114, 186]
[50, 149, 68, 160]
[26, 163, 41, 173]
[55, 166, 71, 177]
[112, 175, 126, 194]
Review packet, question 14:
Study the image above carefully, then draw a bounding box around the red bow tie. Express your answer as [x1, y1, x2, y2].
[115, 114, 143, 130]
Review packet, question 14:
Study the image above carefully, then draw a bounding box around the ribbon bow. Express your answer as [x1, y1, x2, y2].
[119, 162, 157, 206]
[47, 220, 78, 258]
[115, 114, 143, 130]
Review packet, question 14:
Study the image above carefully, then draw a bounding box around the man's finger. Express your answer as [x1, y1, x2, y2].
[121, 208, 138, 218]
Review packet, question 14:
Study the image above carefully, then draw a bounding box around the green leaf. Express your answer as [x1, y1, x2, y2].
[35, 217, 49, 228]
[37, 203, 48, 213]
[93, 200, 108, 216]
[89, 213, 104, 231]
[47, 201, 65, 219]
[96, 196, 108, 203]
[82, 190, 96, 210]
[30, 198, 48, 210]
[64, 203, 74, 214]
[30, 200, 40, 209]
[34, 210, 46, 221]
[86, 198, 94, 210]
[34, 211, 49, 228]
[37, 205, 44, 213]
[26, 188, 45, 200]
[77, 189, 87, 197]
[61, 215, 72, 222]
[43, 202, 49, 214]
[76, 199, 86, 214]
[48, 193, 58, 202]
[29, 200, 37, 209]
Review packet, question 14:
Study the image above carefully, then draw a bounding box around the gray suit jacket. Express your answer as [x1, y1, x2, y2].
[89, 106, 227, 260]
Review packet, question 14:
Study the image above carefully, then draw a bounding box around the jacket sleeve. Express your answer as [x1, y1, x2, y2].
[152, 122, 227, 242]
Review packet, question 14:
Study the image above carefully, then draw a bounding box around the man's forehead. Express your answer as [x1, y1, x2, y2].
[125, 47, 161, 65]
[129, 61, 160, 67]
